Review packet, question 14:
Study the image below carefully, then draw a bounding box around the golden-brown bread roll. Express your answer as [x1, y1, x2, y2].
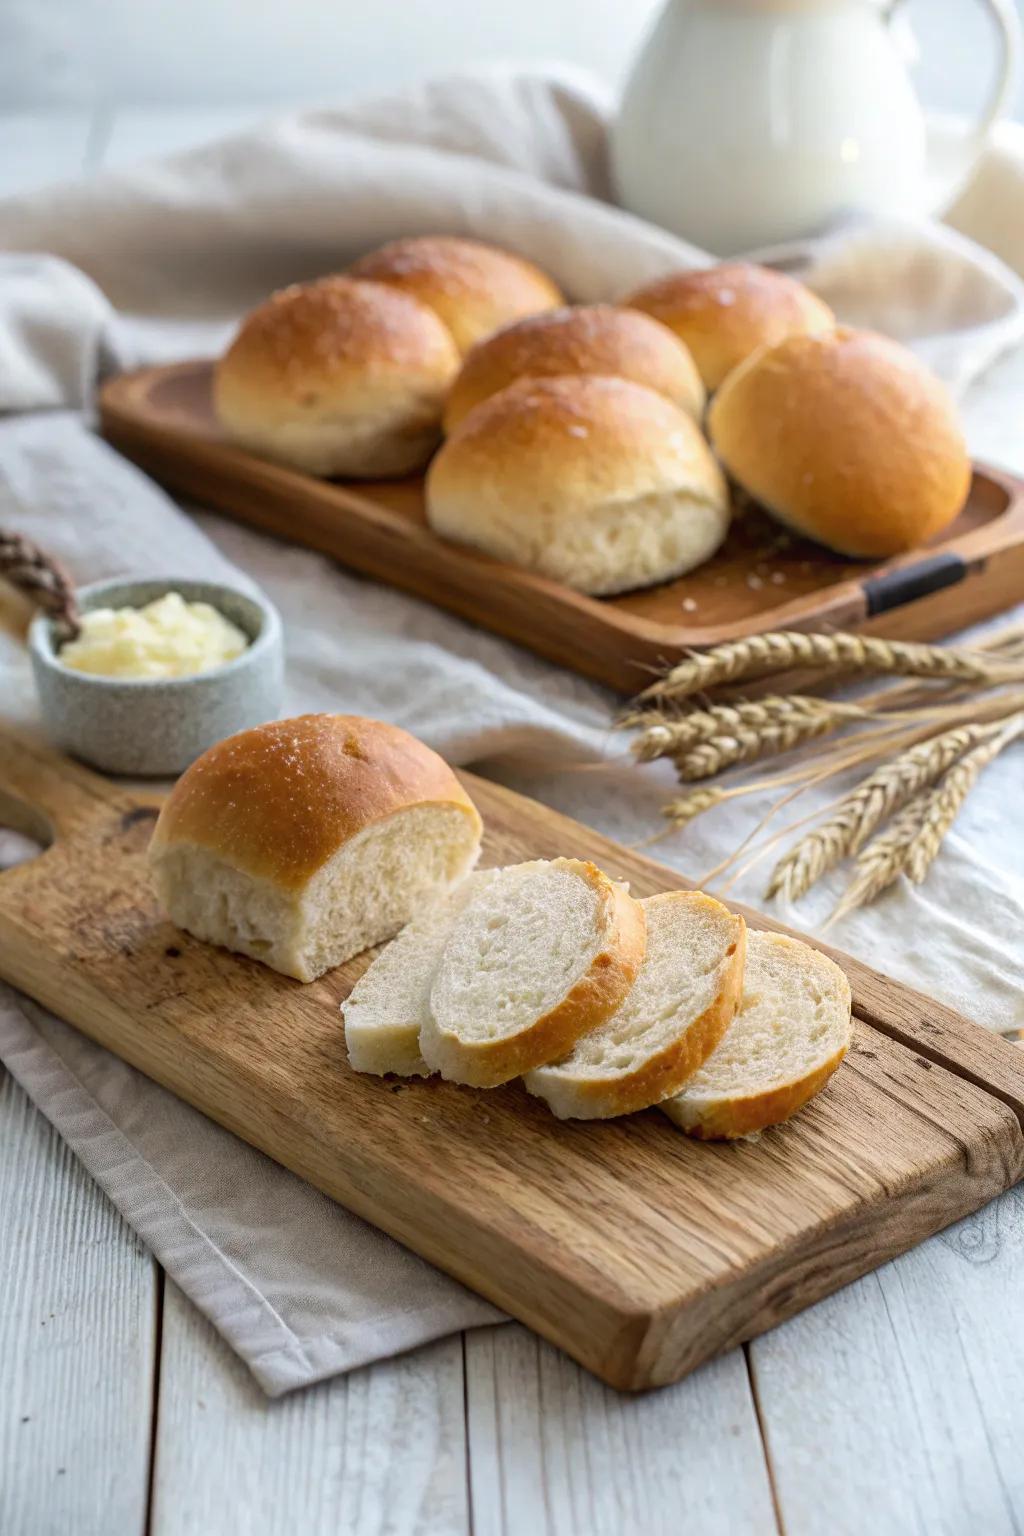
[148, 713, 484, 982]
[349, 235, 563, 355]
[443, 304, 706, 434]
[214, 276, 460, 478]
[708, 328, 972, 558]
[626, 262, 834, 391]
[426, 375, 730, 595]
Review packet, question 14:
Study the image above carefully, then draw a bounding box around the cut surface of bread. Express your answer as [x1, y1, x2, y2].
[524, 891, 745, 1119]
[343, 869, 496, 1077]
[662, 931, 852, 1140]
[421, 858, 646, 1087]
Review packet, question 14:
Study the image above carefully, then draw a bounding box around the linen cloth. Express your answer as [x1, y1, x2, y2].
[1, 67, 1023, 1396]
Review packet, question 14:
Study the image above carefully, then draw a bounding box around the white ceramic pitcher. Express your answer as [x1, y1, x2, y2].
[612, 0, 1021, 254]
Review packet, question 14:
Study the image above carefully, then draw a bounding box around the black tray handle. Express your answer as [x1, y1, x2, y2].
[863, 553, 970, 618]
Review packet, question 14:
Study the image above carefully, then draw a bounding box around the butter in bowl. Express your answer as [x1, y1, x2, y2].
[30, 576, 284, 776]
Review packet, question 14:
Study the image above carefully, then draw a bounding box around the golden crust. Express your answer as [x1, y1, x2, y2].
[431, 863, 648, 1089]
[429, 374, 726, 522]
[534, 894, 746, 1119]
[627, 262, 834, 390]
[443, 305, 706, 432]
[215, 275, 459, 410]
[708, 327, 972, 557]
[350, 235, 563, 355]
[677, 1049, 850, 1140]
[148, 714, 482, 892]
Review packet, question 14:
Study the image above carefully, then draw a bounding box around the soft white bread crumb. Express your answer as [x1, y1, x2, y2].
[343, 869, 496, 1077]
[148, 715, 483, 983]
[662, 931, 852, 1139]
[524, 890, 745, 1119]
[421, 858, 646, 1087]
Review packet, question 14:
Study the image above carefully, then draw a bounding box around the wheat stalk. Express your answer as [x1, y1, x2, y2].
[0, 529, 79, 639]
[629, 695, 860, 764]
[904, 711, 1024, 883]
[766, 718, 1001, 901]
[662, 787, 728, 828]
[827, 799, 926, 923]
[639, 630, 1020, 705]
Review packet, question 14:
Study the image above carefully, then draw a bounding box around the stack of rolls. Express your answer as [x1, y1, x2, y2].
[216, 244, 972, 583]
[214, 235, 564, 479]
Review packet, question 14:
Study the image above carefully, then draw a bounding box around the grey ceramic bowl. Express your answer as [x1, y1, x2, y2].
[29, 576, 284, 776]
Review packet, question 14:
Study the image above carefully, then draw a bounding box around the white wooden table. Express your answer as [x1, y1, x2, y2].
[2, 108, 1023, 1536]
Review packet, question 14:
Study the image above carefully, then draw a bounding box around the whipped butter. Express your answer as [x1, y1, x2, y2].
[59, 591, 249, 680]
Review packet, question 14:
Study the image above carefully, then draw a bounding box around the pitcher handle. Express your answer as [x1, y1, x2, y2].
[889, 0, 1021, 202]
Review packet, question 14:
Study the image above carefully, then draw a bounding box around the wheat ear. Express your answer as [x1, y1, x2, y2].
[629, 695, 861, 764]
[0, 530, 79, 639]
[673, 701, 853, 781]
[639, 630, 1018, 705]
[662, 787, 728, 828]
[766, 719, 1000, 901]
[904, 711, 1024, 883]
[828, 799, 927, 923]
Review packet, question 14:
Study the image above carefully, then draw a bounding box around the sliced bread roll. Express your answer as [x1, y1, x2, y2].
[343, 869, 496, 1077]
[524, 891, 745, 1119]
[421, 859, 646, 1087]
[662, 931, 852, 1140]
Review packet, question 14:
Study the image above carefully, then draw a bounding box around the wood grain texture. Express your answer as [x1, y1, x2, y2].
[98, 361, 1024, 693]
[151, 1283, 468, 1536]
[0, 1069, 157, 1536]
[1, 729, 1023, 1393]
[465, 1325, 778, 1536]
[749, 1180, 1024, 1535]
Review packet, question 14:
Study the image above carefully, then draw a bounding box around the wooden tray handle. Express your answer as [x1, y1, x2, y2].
[0, 732, 132, 846]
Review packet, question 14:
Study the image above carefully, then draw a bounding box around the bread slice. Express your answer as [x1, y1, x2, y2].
[420, 858, 646, 1087]
[343, 870, 496, 1077]
[524, 891, 745, 1119]
[662, 931, 852, 1140]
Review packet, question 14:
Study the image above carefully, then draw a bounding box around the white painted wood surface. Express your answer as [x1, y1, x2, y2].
[2, 105, 1024, 1536]
[150, 1283, 469, 1536]
[465, 1326, 778, 1536]
[0, 1070, 157, 1536]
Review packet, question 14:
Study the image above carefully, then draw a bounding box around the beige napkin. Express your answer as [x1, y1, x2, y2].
[1, 67, 1023, 1395]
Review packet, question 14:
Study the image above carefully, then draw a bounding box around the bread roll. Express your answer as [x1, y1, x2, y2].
[627, 262, 834, 390]
[214, 276, 460, 478]
[148, 714, 483, 982]
[662, 932, 852, 1140]
[420, 859, 647, 1087]
[427, 375, 730, 595]
[708, 328, 972, 558]
[443, 305, 705, 433]
[349, 235, 563, 355]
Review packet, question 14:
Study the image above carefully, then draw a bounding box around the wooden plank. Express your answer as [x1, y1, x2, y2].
[151, 1282, 468, 1536]
[98, 362, 1024, 694]
[750, 1181, 1024, 1535]
[465, 1325, 778, 1536]
[0, 1068, 156, 1536]
[0, 731, 1022, 1395]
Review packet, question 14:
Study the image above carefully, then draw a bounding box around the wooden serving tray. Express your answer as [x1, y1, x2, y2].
[100, 361, 1024, 693]
[2, 728, 1023, 1392]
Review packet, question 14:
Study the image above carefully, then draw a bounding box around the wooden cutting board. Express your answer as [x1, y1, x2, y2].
[99, 360, 1024, 693]
[2, 727, 1023, 1392]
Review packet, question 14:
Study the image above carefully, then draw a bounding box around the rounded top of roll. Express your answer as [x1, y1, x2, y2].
[430, 373, 725, 517]
[708, 327, 972, 557]
[443, 304, 706, 433]
[349, 235, 564, 355]
[626, 262, 834, 390]
[149, 713, 482, 892]
[215, 275, 459, 415]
